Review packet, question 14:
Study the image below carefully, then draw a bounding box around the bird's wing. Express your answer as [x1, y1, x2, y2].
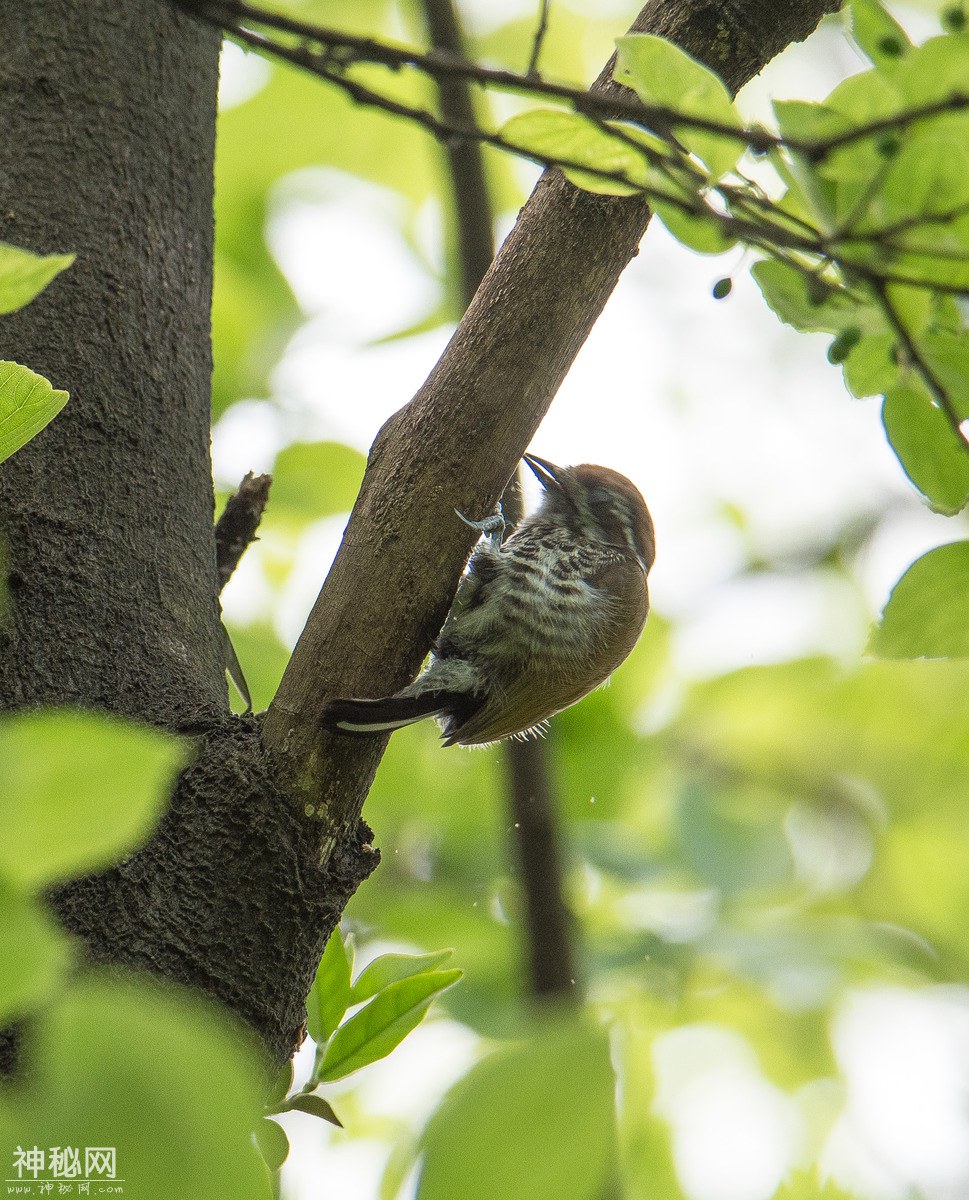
[445, 558, 648, 746]
[437, 540, 502, 635]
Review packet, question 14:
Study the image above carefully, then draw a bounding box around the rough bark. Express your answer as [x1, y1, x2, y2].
[49, 719, 376, 1065]
[215, 472, 273, 591]
[0, 0, 225, 723]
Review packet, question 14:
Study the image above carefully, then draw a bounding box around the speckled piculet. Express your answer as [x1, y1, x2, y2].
[326, 453, 655, 746]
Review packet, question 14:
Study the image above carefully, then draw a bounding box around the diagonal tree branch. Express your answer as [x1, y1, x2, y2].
[259, 0, 841, 859]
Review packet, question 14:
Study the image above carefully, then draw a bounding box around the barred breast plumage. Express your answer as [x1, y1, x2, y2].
[326, 454, 655, 746]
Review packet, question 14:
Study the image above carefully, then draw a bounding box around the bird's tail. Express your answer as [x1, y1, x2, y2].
[326, 691, 458, 735]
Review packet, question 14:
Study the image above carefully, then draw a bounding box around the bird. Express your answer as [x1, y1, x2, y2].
[325, 453, 655, 747]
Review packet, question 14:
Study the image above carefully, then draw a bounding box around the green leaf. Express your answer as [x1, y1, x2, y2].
[0, 242, 74, 314]
[653, 200, 736, 254]
[0, 887, 73, 1024]
[254, 1118, 290, 1172]
[289, 1093, 343, 1127]
[349, 948, 454, 1004]
[773, 100, 849, 146]
[882, 384, 969, 514]
[316, 968, 462, 1082]
[0, 974, 271, 1200]
[418, 1018, 616, 1200]
[499, 110, 653, 197]
[751, 260, 870, 335]
[849, 0, 912, 66]
[842, 333, 898, 397]
[0, 361, 69, 465]
[306, 925, 352, 1043]
[615, 34, 743, 178]
[266, 1058, 294, 1108]
[883, 131, 969, 220]
[922, 331, 969, 419]
[871, 541, 969, 658]
[884, 283, 933, 339]
[825, 66, 903, 128]
[892, 32, 969, 106]
[0, 709, 186, 889]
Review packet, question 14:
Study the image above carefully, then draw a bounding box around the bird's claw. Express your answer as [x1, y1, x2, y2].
[455, 503, 506, 546]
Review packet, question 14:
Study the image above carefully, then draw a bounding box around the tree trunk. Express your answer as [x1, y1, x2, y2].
[0, 0, 376, 1070]
[0, 0, 224, 722]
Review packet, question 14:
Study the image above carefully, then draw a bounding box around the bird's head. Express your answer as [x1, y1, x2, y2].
[523, 453, 655, 574]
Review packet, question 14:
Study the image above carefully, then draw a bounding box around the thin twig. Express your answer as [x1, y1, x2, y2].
[178, 0, 969, 161]
[207, 20, 898, 263]
[526, 0, 552, 78]
[873, 281, 969, 446]
[804, 93, 969, 160]
[184, 0, 969, 309]
[861, 199, 969, 243]
[176, 0, 774, 151]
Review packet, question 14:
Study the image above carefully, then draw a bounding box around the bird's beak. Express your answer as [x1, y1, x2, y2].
[523, 453, 566, 493]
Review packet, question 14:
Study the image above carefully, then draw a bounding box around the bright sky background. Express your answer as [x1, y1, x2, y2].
[214, 4, 969, 1198]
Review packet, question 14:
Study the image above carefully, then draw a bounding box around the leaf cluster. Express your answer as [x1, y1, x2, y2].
[261, 927, 461, 1153]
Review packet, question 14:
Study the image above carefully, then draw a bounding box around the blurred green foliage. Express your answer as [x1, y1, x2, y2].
[0, 975, 272, 1198]
[418, 1017, 616, 1200]
[0, 711, 272, 1198]
[8, 0, 969, 1197]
